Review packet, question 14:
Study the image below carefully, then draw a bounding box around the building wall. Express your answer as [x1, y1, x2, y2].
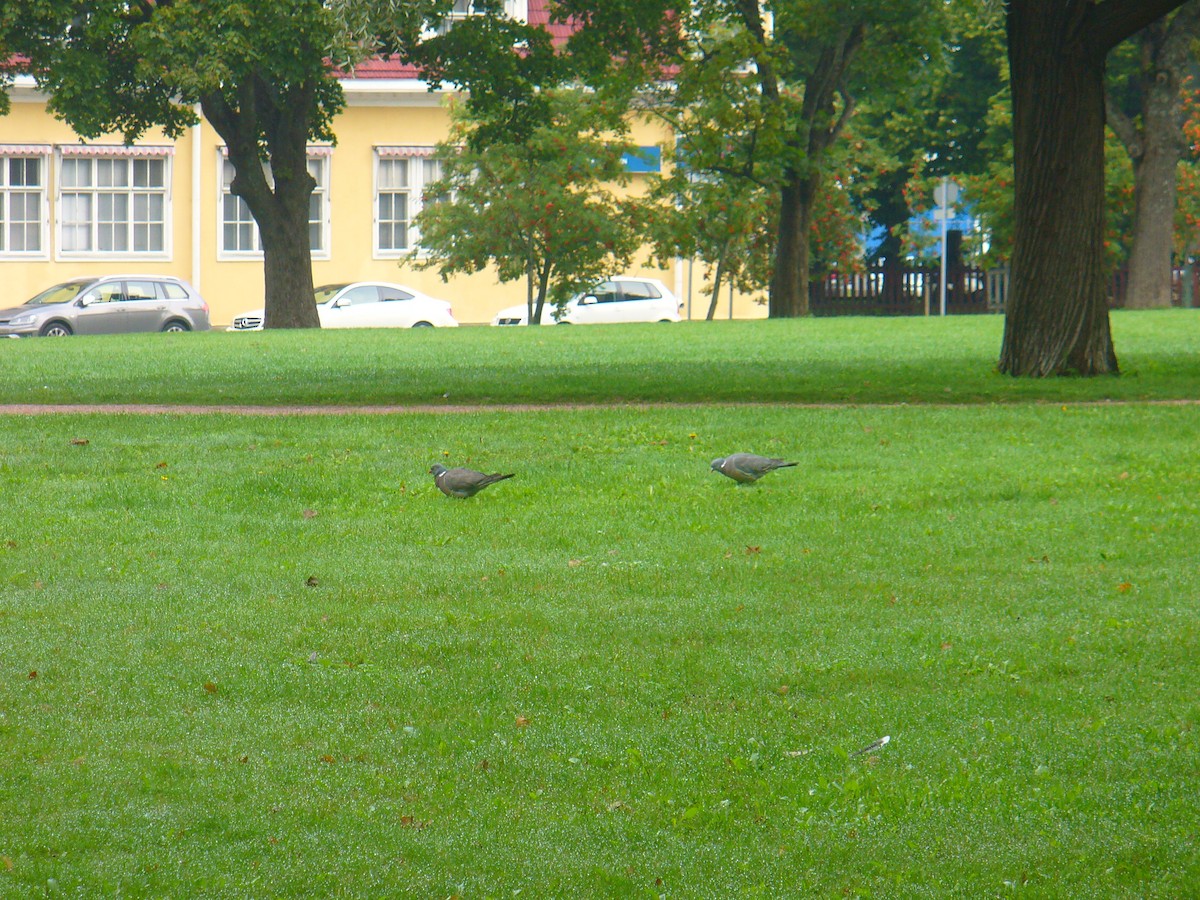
[1, 81, 767, 326]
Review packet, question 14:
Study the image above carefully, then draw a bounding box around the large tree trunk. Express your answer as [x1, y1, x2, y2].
[1109, 5, 1200, 309]
[256, 186, 318, 330]
[765, 26, 862, 319]
[1125, 142, 1182, 309]
[201, 85, 321, 330]
[769, 170, 816, 317]
[1000, 0, 1188, 376]
[1001, 4, 1116, 375]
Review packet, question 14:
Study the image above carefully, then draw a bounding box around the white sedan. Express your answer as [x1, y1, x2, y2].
[228, 282, 459, 331]
[492, 277, 682, 325]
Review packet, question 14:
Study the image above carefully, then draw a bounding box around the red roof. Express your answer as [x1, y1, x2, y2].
[527, 0, 577, 46]
[339, 0, 574, 80]
[342, 57, 423, 80]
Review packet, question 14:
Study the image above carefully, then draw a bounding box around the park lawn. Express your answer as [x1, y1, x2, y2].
[1, 402, 1197, 898]
[1, 309, 1198, 407]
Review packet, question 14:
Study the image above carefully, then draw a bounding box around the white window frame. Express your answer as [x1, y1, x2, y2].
[0, 147, 50, 260]
[217, 148, 332, 261]
[54, 147, 172, 261]
[373, 147, 442, 259]
[425, 0, 527, 36]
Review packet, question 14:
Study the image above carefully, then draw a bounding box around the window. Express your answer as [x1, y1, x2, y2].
[375, 149, 441, 256]
[57, 150, 169, 256]
[591, 282, 620, 303]
[380, 286, 416, 302]
[0, 152, 48, 256]
[621, 281, 662, 301]
[335, 285, 380, 307]
[220, 151, 330, 258]
[80, 281, 124, 304]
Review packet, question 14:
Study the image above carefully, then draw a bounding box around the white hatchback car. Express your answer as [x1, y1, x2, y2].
[228, 282, 459, 331]
[492, 277, 681, 325]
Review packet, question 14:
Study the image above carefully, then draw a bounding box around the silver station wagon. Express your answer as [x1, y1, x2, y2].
[0, 275, 211, 337]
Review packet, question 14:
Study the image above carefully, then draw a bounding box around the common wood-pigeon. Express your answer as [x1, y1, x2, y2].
[710, 453, 798, 484]
[430, 463, 515, 498]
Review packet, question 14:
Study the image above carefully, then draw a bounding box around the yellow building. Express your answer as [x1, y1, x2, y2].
[1, 60, 766, 326]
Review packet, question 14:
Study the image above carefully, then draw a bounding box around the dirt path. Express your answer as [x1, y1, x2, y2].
[3, 399, 1199, 416]
[0, 402, 594, 416]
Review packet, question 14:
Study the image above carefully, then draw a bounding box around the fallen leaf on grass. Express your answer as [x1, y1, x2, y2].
[203, 682, 218, 694]
[28, 670, 37, 680]
[302, 509, 317, 519]
[745, 546, 761, 555]
[70, 438, 89, 446]
[515, 715, 530, 727]
[1117, 582, 1133, 593]
[305, 576, 319, 587]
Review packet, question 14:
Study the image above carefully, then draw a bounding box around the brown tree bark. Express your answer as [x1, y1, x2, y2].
[201, 78, 321, 330]
[769, 170, 818, 317]
[766, 28, 862, 318]
[1000, 0, 1188, 376]
[1107, 4, 1200, 309]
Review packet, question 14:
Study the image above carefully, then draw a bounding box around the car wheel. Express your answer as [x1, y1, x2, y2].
[412, 321, 434, 328]
[161, 320, 191, 333]
[39, 321, 73, 337]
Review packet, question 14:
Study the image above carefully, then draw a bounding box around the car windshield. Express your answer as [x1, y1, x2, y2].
[314, 284, 350, 304]
[24, 281, 93, 306]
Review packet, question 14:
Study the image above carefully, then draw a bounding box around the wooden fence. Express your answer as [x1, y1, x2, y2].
[809, 265, 1200, 316]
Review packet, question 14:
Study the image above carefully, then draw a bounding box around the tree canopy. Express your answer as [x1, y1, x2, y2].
[413, 90, 643, 325]
[10, 0, 448, 328]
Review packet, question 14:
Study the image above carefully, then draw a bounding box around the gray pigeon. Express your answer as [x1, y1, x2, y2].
[710, 453, 798, 484]
[429, 463, 515, 498]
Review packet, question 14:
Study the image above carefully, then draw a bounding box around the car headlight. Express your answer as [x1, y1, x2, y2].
[7, 314, 37, 326]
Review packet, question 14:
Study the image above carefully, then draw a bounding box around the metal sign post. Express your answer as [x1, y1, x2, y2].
[933, 178, 960, 317]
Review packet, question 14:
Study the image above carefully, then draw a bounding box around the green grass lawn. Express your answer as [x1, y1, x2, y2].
[1, 309, 1198, 406]
[1, 313, 1198, 897]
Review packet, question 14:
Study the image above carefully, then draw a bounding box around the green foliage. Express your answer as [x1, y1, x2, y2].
[413, 90, 643, 321]
[853, 3, 1008, 264]
[127, 1, 349, 148]
[14, 0, 196, 142]
[562, 0, 949, 312]
[414, 10, 565, 147]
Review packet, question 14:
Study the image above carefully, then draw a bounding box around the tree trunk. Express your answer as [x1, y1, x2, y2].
[706, 240, 730, 321]
[769, 171, 815, 317]
[530, 258, 552, 325]
[200, 85, 321, 329]
[1125, 144, 1181, 309]
[1001, 0, 1189, 375]
[1113, 5, 1200, 309]
[257, 192, 318, 329]
[1000, 3, 1117, 376]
